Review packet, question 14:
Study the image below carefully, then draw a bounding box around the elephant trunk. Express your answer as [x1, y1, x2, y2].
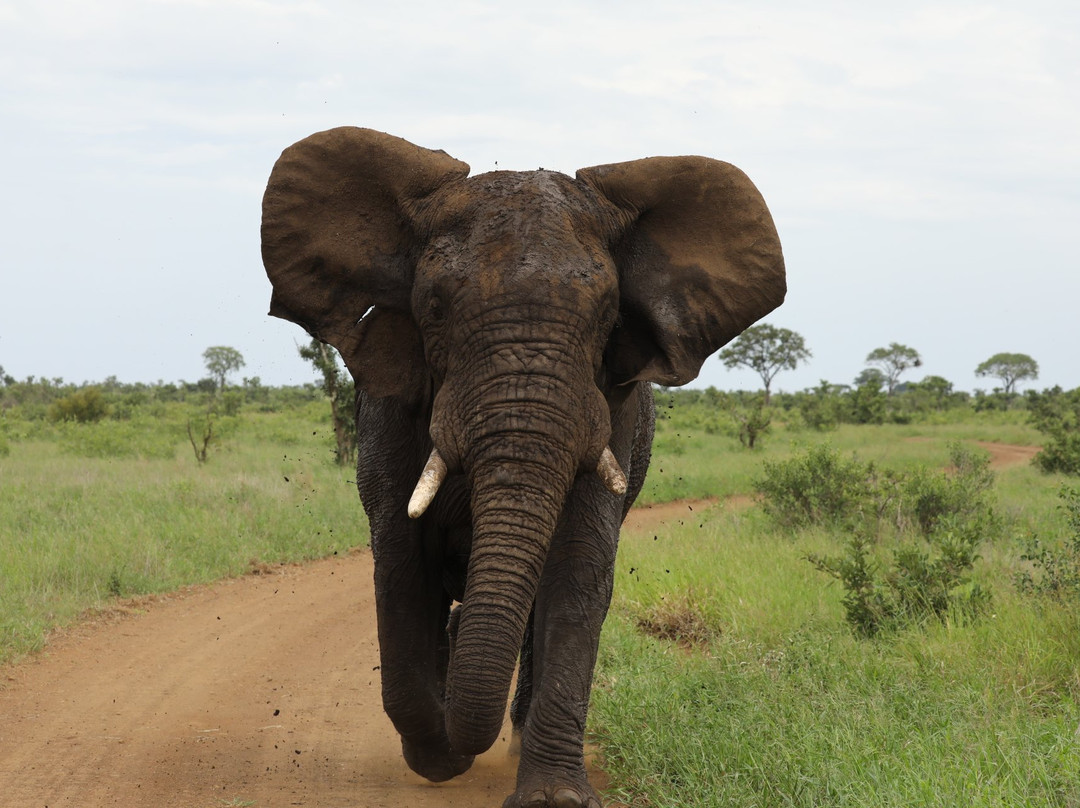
[440, 387, 592, 755]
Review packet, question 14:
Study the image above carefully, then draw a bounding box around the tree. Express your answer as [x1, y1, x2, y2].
[202, 346, 245, 393]
[865, 343, 922, 395]
[975, 352, 1038, 395]
[718, 324, 811, 405]
[849, 375, 887, 424]
[299, 339, 357, 465]
[853, 367, 886, 389]
[1026, 387, 1080, 476]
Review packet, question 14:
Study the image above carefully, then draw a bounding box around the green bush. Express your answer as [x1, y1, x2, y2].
[903, 443, 997, 536]
[733, 399, 773, 449]
[797, 381, 844, 431]
[1016, 486, 1080, 601]
[1027, 387, 1080, 475]
[758, 442, 998, 538]
[1033, 433, 1080, 476]
[49, 387, 109, 423]
[848, 379, 887, 425]
[57, 418, 178, 460]
[762, 442, 998, 637]
[809, 515, 991, 637]
[755, 444, 879, 529]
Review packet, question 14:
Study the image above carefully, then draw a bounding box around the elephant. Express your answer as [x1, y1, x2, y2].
[260, 127, 786, 807]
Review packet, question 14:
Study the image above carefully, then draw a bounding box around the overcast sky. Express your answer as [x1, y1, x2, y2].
[2, 0, 1077, 395]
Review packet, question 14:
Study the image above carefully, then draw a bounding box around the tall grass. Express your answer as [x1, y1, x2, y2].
[595, 501, 1080, 807]
[592, 416, 1080, 807]
[0, 407, 364, 663]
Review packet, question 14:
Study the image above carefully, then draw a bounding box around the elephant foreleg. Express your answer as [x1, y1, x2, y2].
[358, 396, 474, 782]
[373, 542, 475, 782]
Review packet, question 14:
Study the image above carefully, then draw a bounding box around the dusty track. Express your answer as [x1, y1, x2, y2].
[0, 441, 1038, 806]
[0, 552, 538, 807]
[974, 440, 1039, 469]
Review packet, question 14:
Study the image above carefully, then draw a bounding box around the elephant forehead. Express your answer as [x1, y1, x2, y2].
[419, 171, 618, 291]
[429, 170, 607, 237]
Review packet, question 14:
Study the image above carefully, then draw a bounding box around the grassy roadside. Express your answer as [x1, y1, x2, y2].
[0, 408, 364, 663]
[593, 426, 1080, 807]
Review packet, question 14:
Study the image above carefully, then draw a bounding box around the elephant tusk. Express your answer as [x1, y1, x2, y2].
[408, 448, 448, 519]
[596, 446, 628, 497]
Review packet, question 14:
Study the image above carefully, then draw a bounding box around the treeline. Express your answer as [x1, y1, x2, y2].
[0, 374, 324, 421]
[2, 366, 1077, 475]
[657, 378, 1077, 423]
[1, 371, 1057, 424]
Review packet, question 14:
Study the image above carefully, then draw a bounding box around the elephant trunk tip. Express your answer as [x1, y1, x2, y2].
[446, 707, 505, 757]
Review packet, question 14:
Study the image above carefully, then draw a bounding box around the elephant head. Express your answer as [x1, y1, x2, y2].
[261, 127, 785, 755]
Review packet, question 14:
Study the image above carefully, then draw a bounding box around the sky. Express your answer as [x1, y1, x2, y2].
[1, 0, 1077, 395]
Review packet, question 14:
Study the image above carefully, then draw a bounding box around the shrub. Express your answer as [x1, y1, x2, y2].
[848, 379, 887, 425]
[732, 399, 772, 449]
[1032, 433, 1080, 476]
[807, 533, 884, 637]
[763, 442, 999, 637]
[49, 387, 109, 423]
[1016, 486, 1080, 601]
[57, 418, 178, 460]
[903, 443, 997, 536]
[809, 516, 990, 637]
[1026, 387, 1080, 476]
[755, 444, 879, 529]
[759, 442, 999, 539]
[798, 381, 843, 431]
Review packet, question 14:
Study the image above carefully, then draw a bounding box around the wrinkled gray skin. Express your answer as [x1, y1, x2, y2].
[261, 127, 786, 808]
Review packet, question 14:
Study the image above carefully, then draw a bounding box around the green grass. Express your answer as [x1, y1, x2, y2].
[594, 617, 1079, 807]
[593, 419, 1080, 807]
[640, 415, 1042, 506]
[0, 407, 364, 663]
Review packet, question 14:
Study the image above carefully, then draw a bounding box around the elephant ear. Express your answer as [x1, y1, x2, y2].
[578, 156, 786, 387]
[261, 126, 470, 397]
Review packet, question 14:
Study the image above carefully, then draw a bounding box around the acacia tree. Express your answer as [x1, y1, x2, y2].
[975, 352, 1039, 395]
[202, 346, 246, 393]
[865, 343, 921, 395]
[299, 339, 357, 465]
[718, 324, 811, 404]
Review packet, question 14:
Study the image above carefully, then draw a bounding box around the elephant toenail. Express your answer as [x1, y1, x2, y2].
[522, 790, 548, 808]
[553, 787, 584, 807]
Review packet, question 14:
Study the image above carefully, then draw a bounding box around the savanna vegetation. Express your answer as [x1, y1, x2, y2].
[2, 356, 1078, 806]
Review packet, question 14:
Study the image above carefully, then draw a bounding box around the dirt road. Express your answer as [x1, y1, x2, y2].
[0, 550, 550, 807]
[0, 442, 1038, 806]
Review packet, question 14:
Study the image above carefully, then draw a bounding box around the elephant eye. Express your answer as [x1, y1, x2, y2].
[425, 296, 446, 324]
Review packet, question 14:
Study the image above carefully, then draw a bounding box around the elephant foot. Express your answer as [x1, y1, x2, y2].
[502, 780, 602, 808]
[401, 735, 475, 783]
